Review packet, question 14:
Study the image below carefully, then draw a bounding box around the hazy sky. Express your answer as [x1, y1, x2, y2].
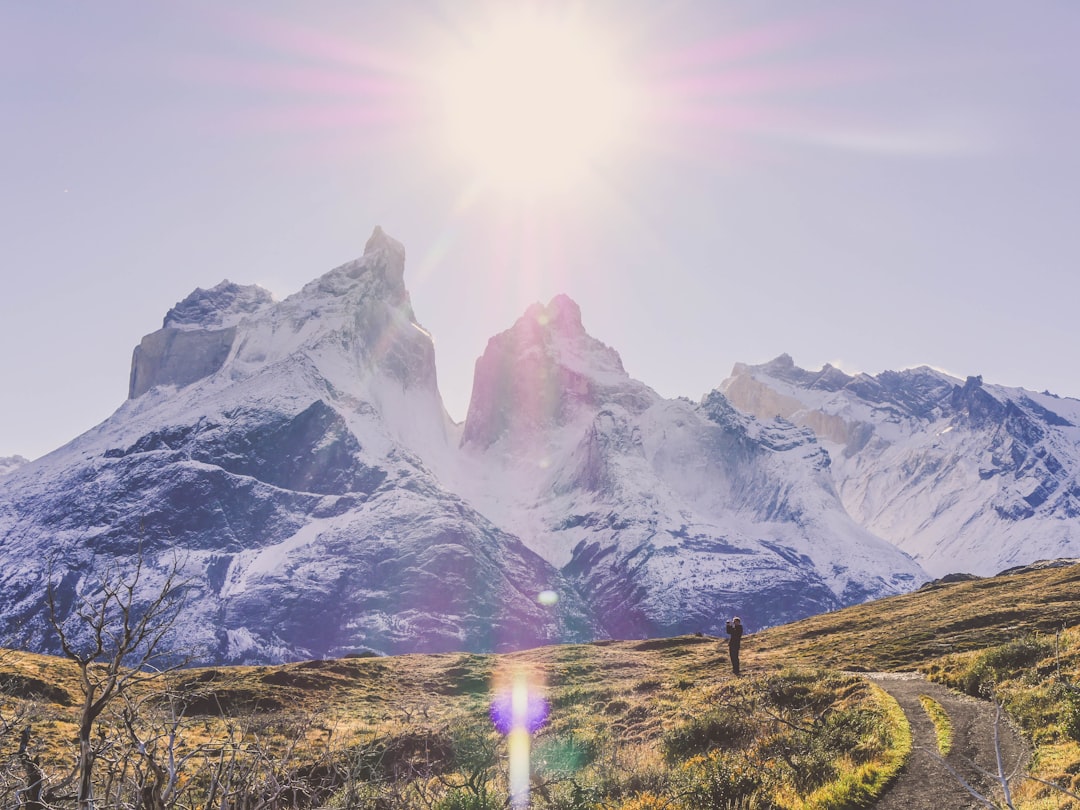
[3, 2, 1079, 461]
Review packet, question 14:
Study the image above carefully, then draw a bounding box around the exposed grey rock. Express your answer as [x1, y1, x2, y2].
[128, 326, 236, 398]
[164, 281, 274, 330]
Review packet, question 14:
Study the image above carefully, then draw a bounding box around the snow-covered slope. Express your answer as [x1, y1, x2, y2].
[0, 232, 935, 664]
[0, 456, 28, 477]
[721, 355, 1080, 576]
[0, 228, 593, 663]
[455, 300, 925, 637]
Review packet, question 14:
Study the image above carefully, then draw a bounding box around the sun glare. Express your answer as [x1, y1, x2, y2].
[435, 9, 633, 199]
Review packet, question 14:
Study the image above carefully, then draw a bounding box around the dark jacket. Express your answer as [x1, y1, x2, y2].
[726, 621, 743, 647]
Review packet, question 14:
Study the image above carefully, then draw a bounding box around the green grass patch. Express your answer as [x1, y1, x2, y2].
[919, 694, 953, 755]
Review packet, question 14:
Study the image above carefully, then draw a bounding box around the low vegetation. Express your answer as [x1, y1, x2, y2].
[918, 695, 952, 756]
[6, 561, 1080, 807]
[924, 629, 1080, 809]
[0, 638, 909, 809]
[751, 563, 1080, 671]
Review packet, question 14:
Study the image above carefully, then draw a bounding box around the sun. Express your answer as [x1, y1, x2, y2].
[434, 8, 633, 199]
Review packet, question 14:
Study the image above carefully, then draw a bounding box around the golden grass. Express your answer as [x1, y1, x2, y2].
[1, 637, 903, 808]
[752, 563, 1080, 672]
[775, 681, 911, 810]
[6, 560, 1080, 807]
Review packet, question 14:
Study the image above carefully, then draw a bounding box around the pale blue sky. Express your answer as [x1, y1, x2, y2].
[3, 2, 1079, 460]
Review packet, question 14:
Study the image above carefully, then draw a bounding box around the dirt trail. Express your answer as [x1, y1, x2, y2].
[866, 673, 1028, 809]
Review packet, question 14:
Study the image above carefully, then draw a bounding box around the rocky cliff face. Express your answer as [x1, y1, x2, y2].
[129, 327, 238, 399]
[721, 356, 1080, 576]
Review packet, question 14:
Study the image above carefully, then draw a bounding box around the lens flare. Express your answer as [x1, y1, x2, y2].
[490, 673, 548, 735]
[491, 667, 549, 809]
[537, 589, 559, 606]
[509, 675, 530, 807]
[434, 6, 635, 199]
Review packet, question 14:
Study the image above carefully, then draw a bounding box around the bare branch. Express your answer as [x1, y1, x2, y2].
[44, 548, 197, 809]
[919, 747, 1000, 809]
[993, 702, 1015, 808]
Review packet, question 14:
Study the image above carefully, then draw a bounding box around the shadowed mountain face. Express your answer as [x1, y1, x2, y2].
[455, 299, 925, 640]
[0, 229, 594, 663]
[722, 355, 1080, 576]
[1, 230, 926, 664]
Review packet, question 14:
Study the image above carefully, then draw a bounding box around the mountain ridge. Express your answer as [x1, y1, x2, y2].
[5, 228, 1075, 663]
[721, 355, 1080, 576]
[0, 229, 594, 663]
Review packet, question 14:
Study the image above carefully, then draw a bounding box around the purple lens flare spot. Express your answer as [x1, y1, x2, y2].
[490, 689, 549, 735]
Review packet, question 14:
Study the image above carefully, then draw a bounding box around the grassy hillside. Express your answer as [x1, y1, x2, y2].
[751, 562, 1080, 672]
[2, 638, 908, 808]
[4, 562, 1080, 808]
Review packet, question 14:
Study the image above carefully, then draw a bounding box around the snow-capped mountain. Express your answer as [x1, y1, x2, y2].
[721, 355, 1080, 576]
[0, 229, 593, 663]
[454, 298, 924, 637]
[0, 229, 925, 664]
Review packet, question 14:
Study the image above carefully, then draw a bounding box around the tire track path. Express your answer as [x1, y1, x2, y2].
[866, 673, 1028, 809]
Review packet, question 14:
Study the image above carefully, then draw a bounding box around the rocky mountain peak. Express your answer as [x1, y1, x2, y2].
[364, 227, 408, 302]
[515, 295, 588, 347]
[754, 354, 855, 392]
[540, 293, 584, 331]
[948, 374, 1007, 426]
[128, 228, 432, 401]
[461, 296, 648, 451]
[814, 363, 855, 391]
[304, 227, 409, 307]
[764, 353, 796, 372]
[364, 225, 405, 260]
[162, 280, 274, 331]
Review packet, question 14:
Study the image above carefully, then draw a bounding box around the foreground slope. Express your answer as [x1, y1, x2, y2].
[753, 560, 1080, 671]
[6, 562, 1080, 808]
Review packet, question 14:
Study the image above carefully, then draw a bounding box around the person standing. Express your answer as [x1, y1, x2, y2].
[725, 617, 743, 675]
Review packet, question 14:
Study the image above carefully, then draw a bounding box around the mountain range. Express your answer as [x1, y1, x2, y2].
[1, 227, 1076, 663]
[722, 355, 1080, 576]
